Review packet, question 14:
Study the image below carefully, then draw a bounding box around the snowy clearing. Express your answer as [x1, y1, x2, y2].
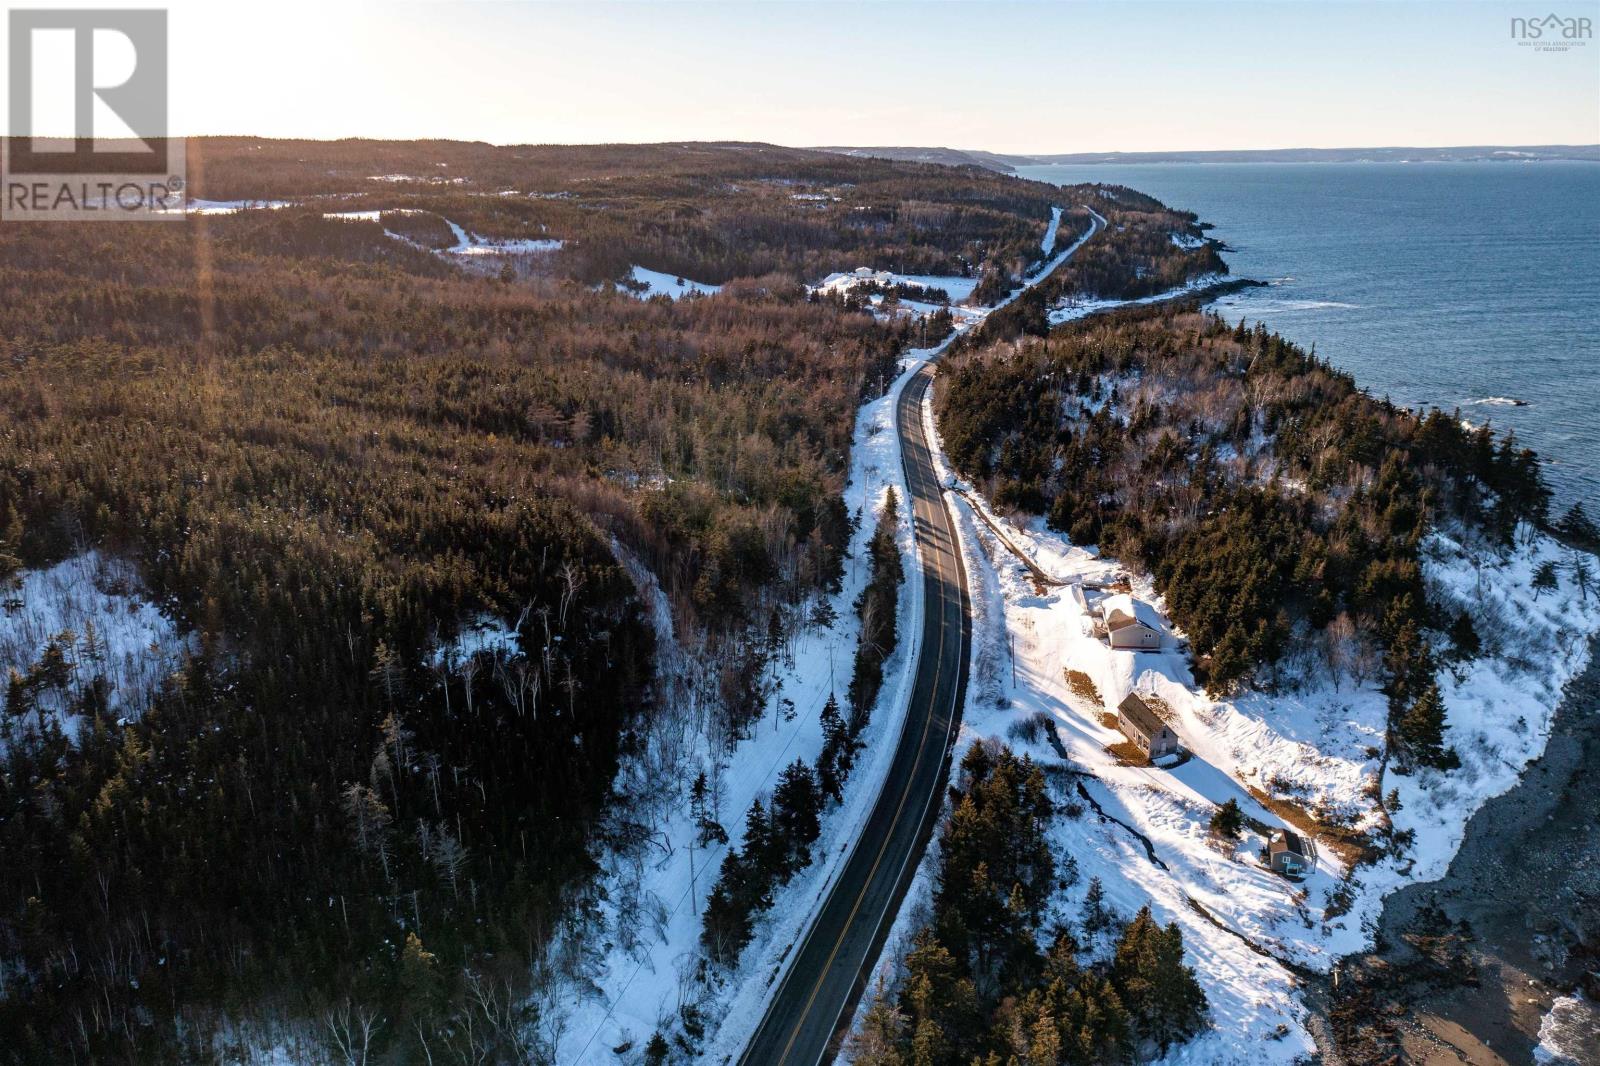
[626, 266, 722, 300]
[322, 209, 563, 261]
[183, 198, 295, 214]
[1041, 205, 1064, 255]
[1, 552, 192, 739]
[427, 614, 521, 671]
[815, 268, 979, 304]
[1048, 271, 1231, 325]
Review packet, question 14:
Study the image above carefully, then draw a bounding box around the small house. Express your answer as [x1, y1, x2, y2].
[1099, 593, 1162, 651]
[1116, 692, 1180, 762]
[1268, 829, 1310, 879]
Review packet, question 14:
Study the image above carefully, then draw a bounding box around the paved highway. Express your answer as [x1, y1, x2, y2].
[736, 360, 969, 1066]
[737, 210, 1101, 1066]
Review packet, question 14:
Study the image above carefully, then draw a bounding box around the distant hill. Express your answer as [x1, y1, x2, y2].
[816, 144, 1600, 169]
[810, 145, 1020, 172]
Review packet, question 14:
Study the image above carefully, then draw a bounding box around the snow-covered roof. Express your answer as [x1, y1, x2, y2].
[1100, 593, 1162, 632]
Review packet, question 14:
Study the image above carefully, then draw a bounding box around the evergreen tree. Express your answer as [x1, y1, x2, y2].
[1208, 798, 1244, 841]
[1396, 682, 1459, 771]
[691, 771, 728, 848]
[772, 760, 822, 874]
[1572, 554, 1595, 604]
[1447, 611, 1481, 662]
[1081, 877, 1110, 936]
[849, 988, 908, 1066]
[817, 693, 849, 803]
[1557, 502, 1599, 549]
[1111, 907, 1208, 1051]
[1532, 560, 1559, 599]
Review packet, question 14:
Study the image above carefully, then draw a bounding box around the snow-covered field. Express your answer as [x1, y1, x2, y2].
[1047, 270, 1230, 326]
[1, 552, 192, 739]
[844, 371, 1600, 1061]
[180, 198, 295, 215]
[626, 266, 721, 300]
[815, 268, 980, 305]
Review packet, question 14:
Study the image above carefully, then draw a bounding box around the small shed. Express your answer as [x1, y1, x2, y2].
[1268, 829, 1311, 879]
[1116, 692, 1180, 762]
[1100, 593, 1162, 651]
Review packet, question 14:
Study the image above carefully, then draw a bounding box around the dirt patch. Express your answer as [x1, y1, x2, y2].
[1143, 692, 1178, 723]
[1105, 740, 1150, 766]
[1065, 668, 1103, 706]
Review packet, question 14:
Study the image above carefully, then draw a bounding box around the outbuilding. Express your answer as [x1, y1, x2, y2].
[1115, 692, 1180, 762]
[1099, 593, 1162, 650]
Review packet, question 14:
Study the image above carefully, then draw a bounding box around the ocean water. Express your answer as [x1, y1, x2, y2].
[1019, 162, 1600, 513]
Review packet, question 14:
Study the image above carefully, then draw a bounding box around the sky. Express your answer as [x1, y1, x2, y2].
[4, 0, 1597, 152]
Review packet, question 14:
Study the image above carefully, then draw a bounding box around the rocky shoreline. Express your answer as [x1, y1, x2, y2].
[1329, 631, 1600, 1064]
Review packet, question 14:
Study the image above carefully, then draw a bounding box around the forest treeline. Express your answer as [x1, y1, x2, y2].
[0, 146, 945, 1061]
[936, 308, 1553, 774]
[184, 139, 1074, 288]
[851, 742, 1208, 1065]
[0, 141, 1216, 1062]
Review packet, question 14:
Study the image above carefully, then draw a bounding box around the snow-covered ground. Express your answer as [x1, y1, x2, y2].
[548, 343, 945, 1062]
[1047, 270, 1230, 326]
[322, 209, 563, 261]
[841, 297, 1600, 1062]
[1, 552, 192, 739]
[181, 198, 295, 215]
[815, 268, 980, 305]
[626, 266, 721, 300]
[428, 614, 521, 670]
[1041, 205, 1064, 256]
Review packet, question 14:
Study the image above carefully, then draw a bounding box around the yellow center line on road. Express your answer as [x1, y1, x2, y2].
[771, 371, 952, 1065]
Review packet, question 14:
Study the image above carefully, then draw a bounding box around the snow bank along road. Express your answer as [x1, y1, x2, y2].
[738, 210, 1103, 1066]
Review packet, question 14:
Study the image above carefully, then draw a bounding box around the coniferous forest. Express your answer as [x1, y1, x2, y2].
[851, 743, 1208, 1066]
[0, 141, 1220, 1062]
[935, 307, 1553, 771]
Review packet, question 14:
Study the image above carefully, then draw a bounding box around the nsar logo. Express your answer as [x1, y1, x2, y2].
[1510, 12, 1593, 51]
